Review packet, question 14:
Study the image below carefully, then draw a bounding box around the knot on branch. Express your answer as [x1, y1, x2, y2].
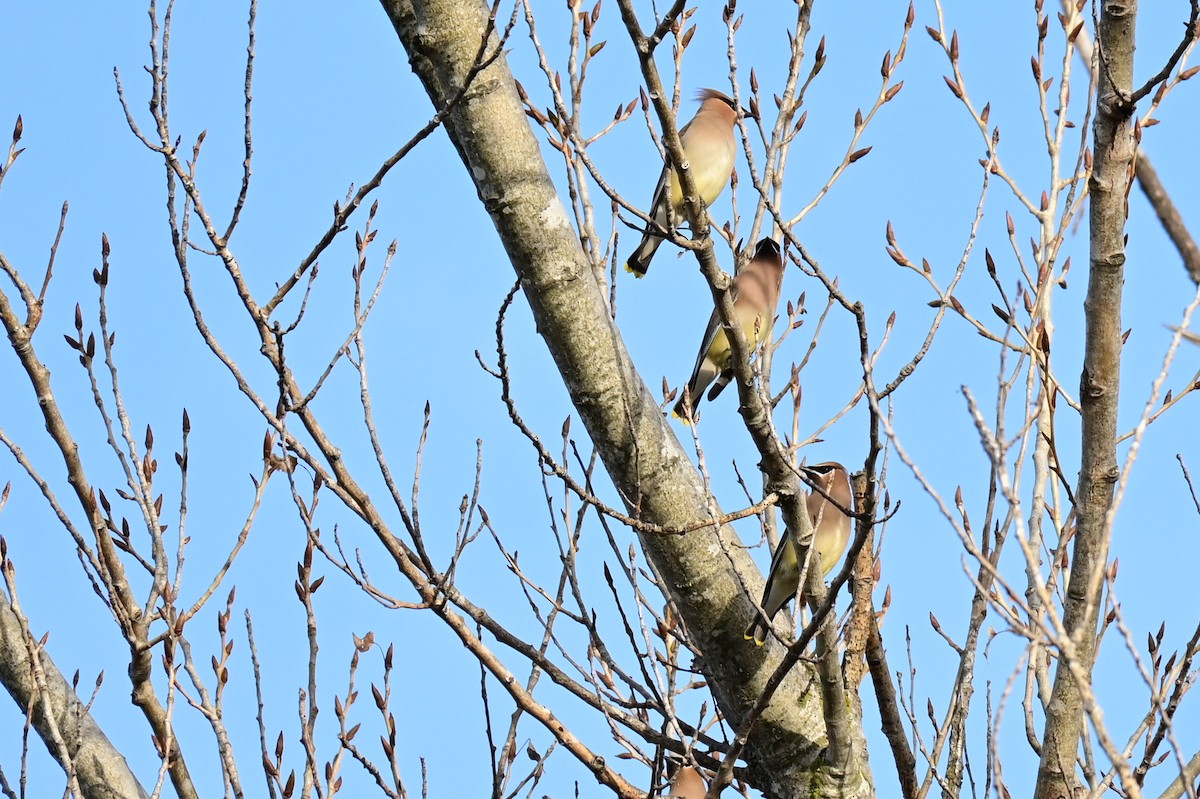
[1097, 91, 1135, 119]
[762, 475, 797, 503]
[1079, 367, 1107, 400]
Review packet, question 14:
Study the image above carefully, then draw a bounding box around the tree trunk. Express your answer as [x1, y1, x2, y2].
[377, 0, 873, 795]
[1034, 3, 1137, 798]
[0, 593, 149, 799]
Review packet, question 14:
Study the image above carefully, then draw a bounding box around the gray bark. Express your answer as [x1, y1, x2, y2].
[0, 593, 149, 799]
[1035, 3, 1137, 798]
[377, 0, 873, 796]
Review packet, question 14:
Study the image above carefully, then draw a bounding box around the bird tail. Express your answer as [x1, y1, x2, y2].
[671, 384, 701, 424]
[624, 233, 662, 278]
[744, 618, 769, 646]
[706, 370, 733, 402]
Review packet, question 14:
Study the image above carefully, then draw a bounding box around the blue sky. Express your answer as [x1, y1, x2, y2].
[2, 1, 1199, 797]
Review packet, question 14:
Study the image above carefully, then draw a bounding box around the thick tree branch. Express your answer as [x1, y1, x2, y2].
[0, 283, 199, 799]
[615, 2, 870, 790]
[1035, 3, 1138, 798]
[377, 0, 873, 796]
[865, 617, 917, 799]
[1064, 4, 1200, 284]
[0, 592, 149, 799]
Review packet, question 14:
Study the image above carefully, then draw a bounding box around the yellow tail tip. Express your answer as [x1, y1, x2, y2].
[624, 262, 646, 278]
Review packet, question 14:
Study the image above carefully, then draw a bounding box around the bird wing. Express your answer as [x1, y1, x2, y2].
[685, 278, 740, 388]
[644, 164, 673, 232]
[647, 116, 697, 229]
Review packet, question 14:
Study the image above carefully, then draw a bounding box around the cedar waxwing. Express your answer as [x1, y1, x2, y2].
[667, 765, 708, 799]
[744, 462, 853, 646]
[625, 89, 740, 278]
[672, 237, 784, 423]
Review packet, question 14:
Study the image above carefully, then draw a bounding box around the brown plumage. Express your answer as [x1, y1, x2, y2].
[673, 237, 784, 423]
[667, 766, 708, 799]
[625, 89, 740, 278]
[745, 462, 854, 646]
